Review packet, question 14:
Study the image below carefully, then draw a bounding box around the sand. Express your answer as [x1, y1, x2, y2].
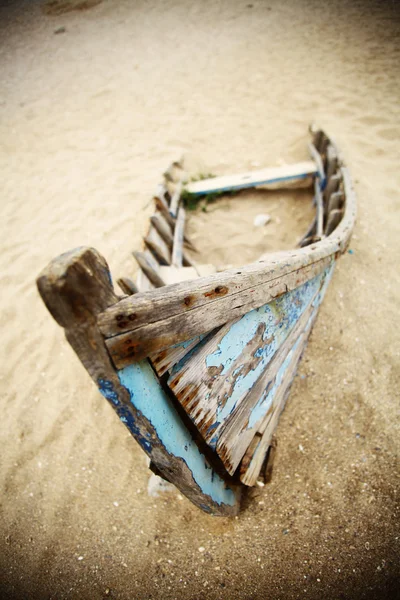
[0, 0, 399, 598]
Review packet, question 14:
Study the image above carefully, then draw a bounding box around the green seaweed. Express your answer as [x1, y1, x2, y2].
[182, 173, 231, 212]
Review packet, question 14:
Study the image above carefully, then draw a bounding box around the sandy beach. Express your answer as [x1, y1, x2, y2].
[0, 0, 399, 598]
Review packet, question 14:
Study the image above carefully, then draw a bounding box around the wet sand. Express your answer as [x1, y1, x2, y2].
[0, 1, 399, 598]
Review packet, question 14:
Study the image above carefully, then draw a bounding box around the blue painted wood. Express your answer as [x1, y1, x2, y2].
[168, 265, 335, 474]
[112, 360, 238, 509]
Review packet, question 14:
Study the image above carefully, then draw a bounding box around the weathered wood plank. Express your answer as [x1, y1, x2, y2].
[308, 142, 325, 186]
[151, 333, 210, 377]
[314, 178, 324, 240]
[325, 209, 344, 236]
[98, 164, 355, 358]
[36, 247, 240, 515]
[172, 206, 185, 267]
[144, 225, 171, 266]
[104, 256, 333, 368]
[154, 195, 197, 252]
[185, 161, 317, 196]
[168, 272, 324, 446]
[169, 180, 182, 218]
[117, 277, 138, 296]
[132, 251, 166, 288]
[220, 266, 334, 476]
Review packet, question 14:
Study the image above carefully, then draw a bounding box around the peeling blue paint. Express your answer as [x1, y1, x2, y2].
[117, 361, 236, 507]
[202, 270, 329, 428]
[98, 378, 120, 406]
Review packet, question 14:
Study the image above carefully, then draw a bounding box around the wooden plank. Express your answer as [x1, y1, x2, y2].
[326, 144, 339, 182]
[144, 225, 171, 266]
[36, 247, 240, 515]
[308, 142, 325, 187]
[169, 180, 182, 218]
[239, 318, 313, 486]
[99, 162, 355, 349]
[117, 277, 138, 296]
[168, 274, 324, 445]
[325, 209, 344, 236]
[172, 206, 185, 267]
[151, 213, 195, 268]
[99, 160, 355, 368]
[220, 265, 334, 476]
[103, 256, 333, 368]
[185, 161, 317, 196]
[151, 333, 209, 377]
[154, 195, 197, 252]
[132, 251, 166, 288]
[327, 190, 345, 215]
[314, 178, 324, 240]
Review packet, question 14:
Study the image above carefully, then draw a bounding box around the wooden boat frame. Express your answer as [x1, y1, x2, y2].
[37, 127, 356, 516]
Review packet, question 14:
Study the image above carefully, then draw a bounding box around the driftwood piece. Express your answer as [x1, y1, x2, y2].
[117, 277, 138, 296]
[186, 161, 317, 196]
[144, 225, 171, 266]
[172, 206, 185, 268]
[132, 251, 166, 288]
[36, 247, 240, 516]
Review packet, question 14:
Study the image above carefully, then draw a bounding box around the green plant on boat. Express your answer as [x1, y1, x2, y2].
[182, 173, 230, 212]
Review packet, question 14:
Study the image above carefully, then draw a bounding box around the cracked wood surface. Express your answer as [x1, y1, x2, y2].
[36, 247, 241, 516]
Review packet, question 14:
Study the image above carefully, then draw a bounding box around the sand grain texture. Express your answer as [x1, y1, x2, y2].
[0, 1, 399, 599]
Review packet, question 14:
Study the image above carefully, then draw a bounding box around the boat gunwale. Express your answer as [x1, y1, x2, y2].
[98, 156, 356, 362]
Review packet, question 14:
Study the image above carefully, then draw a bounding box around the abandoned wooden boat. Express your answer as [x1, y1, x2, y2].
[37, 126, 356, 516]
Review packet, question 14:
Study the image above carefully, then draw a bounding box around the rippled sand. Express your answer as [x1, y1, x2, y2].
[0, 1, 399, 598]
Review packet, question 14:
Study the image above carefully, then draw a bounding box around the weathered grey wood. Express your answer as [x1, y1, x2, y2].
[327, 190, 345, 215]
[150, 213, 174, 248]
[154, 193, 197, 253]
[151, 334, 207, 377]
[151, 213, 196, 268]
[326, 144, 339, 182]
[237, 306, 318, 484]
[144, 225, 171, 266]
[103, 256, 333, 368]
[132, 251, 166, 288]
[323, 172, 342, 209]
[172, 206, 185, 268]
[135, 249, 161, 292]
[325, 209, 344, 236]
[117, 277, 138, 296]
[314, 178, 324, 240]
[169, 180, 182, 218]
[98, 161, 355, 363]
[186, 161, 317, 196]
[36, 247, 240, 515]
[215, 292, 322, 474]
[308, 142, 325, 184]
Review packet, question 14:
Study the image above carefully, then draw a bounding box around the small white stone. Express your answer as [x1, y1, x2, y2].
[78, 556, 84, 561]
[253, 213, 271, 228]
[113, 501, 119, 507]
[198, 546, 205, 553]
